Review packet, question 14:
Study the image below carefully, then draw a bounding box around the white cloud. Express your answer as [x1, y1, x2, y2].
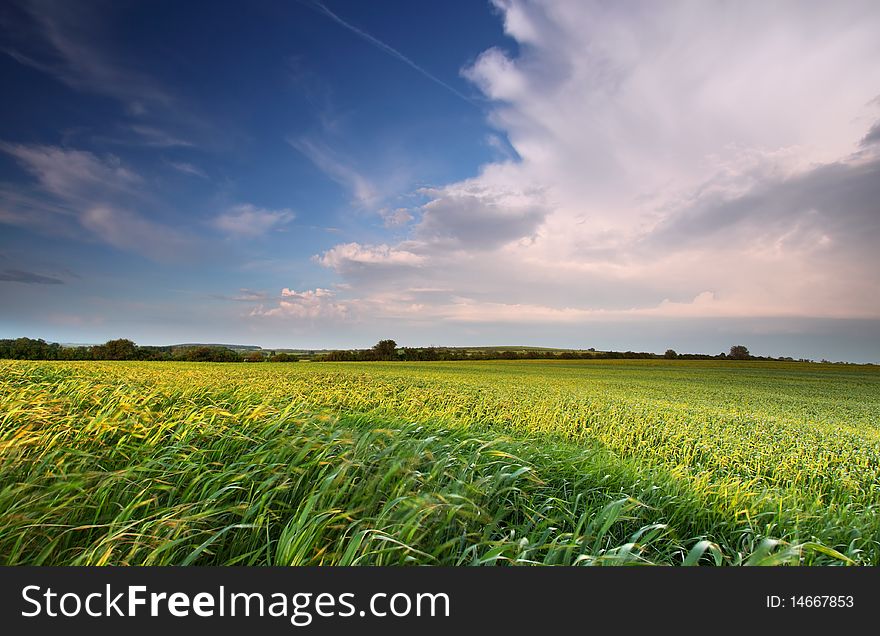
[414, 181, 547, 250]
[305, 0, 880, 327]
[213, 204, 295, 237]
[281, 287, 334, 298]
[316, 242, 425, 272]
[380, 207, 414, 228]
[251, 287, 352, 320]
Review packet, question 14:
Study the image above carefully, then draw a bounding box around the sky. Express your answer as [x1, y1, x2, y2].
[1, 0, 879, 361]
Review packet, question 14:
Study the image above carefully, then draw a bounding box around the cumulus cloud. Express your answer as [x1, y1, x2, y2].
[380, 207, 414, 228]
[281, 287, 334, 298]
[861, 120, 880, 147]
[213, 204, 295, 237]
[651, 152, 880, 251]
[251, 287, 353, 320]
[316, 242, 425, 273]
[414, 183, 547, 250]
[303, 0, 880, 329]
[251, 286, 448, 325]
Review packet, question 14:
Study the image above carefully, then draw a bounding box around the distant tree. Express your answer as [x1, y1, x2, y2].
[177, 346, 241, 362]
[268, 353, 299, 362]
[1, 337, 61, 360]
[243, 351, 264, 362]
[372, 339, 398, 361]
[135, 346, 172, 361]
[729, 345, 750, 360]
[58, 345, 91, 360]
[664, 349, 678, 359]
[95, 338, 137, 360]
[316, 350, 359, 362]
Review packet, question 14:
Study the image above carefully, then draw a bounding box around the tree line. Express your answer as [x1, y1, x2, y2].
[0, 337, 832, 364]
[313, 341, 812, 363]
[0, 338, 298, 362]
[315, 345, 659, 362]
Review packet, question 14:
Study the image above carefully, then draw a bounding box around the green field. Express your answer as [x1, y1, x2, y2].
[1, 359, 878, 565]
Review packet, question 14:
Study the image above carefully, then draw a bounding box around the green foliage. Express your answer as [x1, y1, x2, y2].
[1, 359, 878, 565]
[268, 353, 299, 362]
[174, 346, 241, 362]
[729, 345, 751, 360]
[372, 339, 398, 360]
[91, 338, 138, 361]
[0, 338, 248, 362]
[0, 337, 62, 360]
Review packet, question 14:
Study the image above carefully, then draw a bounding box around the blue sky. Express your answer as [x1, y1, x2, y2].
[1, 1, 879, 361]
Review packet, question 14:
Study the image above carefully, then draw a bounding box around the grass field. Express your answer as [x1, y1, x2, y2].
[1, 359, 878, 565]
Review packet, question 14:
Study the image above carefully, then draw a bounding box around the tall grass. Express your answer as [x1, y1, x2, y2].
[0, 360, 876, 565]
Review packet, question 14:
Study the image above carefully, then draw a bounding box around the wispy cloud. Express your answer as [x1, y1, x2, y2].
[211, 288, 269, 302]
[0, 142, 192, 260]
[168, 161, 208, 179]
[213, 204, 295, 237]
[0, 143, 140, 201]
[128, 125, 192, 148]
[289, 137, 379, 206]
[0, 268, 64, 285]
[3, 0, 174, 114]
[285, 55, 347, 134]
[80, 206, 191, 260]
[301, 0, 476, 105]
[0, 184, 81, 237]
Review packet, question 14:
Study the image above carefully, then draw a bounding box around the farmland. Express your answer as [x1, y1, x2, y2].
[1, 359, 879, 565]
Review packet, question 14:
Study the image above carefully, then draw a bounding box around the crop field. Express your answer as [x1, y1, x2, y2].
[1, 359, 879, 565]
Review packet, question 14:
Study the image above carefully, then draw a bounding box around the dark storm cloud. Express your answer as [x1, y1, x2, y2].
[861, 120, 880, 146]
[649, 151, 880, 251]
[415, 192, 547, 251]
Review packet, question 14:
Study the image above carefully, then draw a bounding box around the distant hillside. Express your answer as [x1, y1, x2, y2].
[451, 345, 585, 352]
[169, 343, 262, 351]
